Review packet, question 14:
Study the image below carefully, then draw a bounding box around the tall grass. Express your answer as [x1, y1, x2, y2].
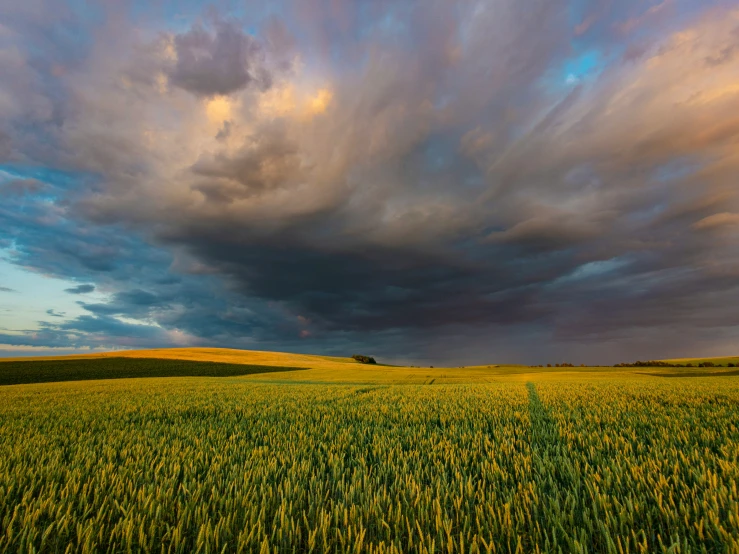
[0, 378, 737, 552]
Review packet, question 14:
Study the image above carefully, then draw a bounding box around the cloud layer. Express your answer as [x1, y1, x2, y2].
[1, 0, 738, 363]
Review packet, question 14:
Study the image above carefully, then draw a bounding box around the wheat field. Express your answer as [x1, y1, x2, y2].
[5, 347, 724, 385]
[0, 359, 737, 553]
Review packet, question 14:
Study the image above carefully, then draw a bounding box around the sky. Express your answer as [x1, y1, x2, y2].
[1, 0, 738, 365]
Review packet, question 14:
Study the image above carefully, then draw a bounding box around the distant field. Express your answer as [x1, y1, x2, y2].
[0, 376, 737, 552]
[0, 356, 304, 386]
[3, 348, 739, 385]
[660, 355, 739, 366]
[0, 349, 737, 552]
[0, 347, 361, 370]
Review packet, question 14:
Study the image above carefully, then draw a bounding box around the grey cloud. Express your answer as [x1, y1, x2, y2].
[0, 287, 16, 293]
[64, 284, 95, 294]
[0, 315, 171, 351]
[484, 217, 601, 252]
[705, 45, 736, 67]
[80, 289, 168, 318]
[55, 315, 163, 340]
[191, 122, 302, 200]
[167, 20, 271, 97]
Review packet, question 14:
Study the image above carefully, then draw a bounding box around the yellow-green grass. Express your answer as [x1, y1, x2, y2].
[0, 376, 737, 553]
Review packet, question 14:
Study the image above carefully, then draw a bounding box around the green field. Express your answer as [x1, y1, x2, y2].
[0, 357, 304, 386]
[0, 352, 737, 552]
[661, 355, 739, 367]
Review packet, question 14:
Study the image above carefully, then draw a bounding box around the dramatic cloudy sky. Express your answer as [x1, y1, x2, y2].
[1, 0, 738, 364]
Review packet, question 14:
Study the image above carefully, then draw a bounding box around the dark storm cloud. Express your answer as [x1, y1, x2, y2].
[167, 20, 272, 97]
[64, 284, 95, 294]
[1, 0, 738, 363]
[167, 230, 560, 334]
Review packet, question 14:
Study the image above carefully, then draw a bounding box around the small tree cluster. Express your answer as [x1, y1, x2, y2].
[352, 355, 377, 364]
[614, 360, 677, 367]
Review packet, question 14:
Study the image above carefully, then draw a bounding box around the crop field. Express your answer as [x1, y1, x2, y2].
[661, 356, 739, 367]
[0, 367, 737, 553]
[0, 357, 304, 386]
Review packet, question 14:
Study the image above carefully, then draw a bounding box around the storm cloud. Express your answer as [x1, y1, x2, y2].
[1, 0, 738, 364]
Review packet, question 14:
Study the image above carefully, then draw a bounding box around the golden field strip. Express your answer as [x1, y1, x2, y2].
[0, 349, 737, 552]
[3, 347, 737, 384]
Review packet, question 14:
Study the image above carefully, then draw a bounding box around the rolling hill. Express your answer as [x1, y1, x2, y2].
[2, 347, 738, 385]
[660, 355, 739, 366]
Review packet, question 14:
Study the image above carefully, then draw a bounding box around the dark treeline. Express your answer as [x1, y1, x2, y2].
[614, 360, 736, 368]
[528, 360, 737, 368]
[531, 363, 585, 368]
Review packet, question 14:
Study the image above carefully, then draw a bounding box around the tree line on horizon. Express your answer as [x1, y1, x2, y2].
[614, 360, 735, 368]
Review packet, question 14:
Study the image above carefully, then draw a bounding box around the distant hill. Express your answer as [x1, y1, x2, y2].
[0, 347, 362, 370]
[2, 347, 738, 386]
[0, 356, 306, 386]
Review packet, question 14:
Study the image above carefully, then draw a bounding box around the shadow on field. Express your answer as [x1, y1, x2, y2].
[639, 369, 739, 378]
[0, 357, 307, 386]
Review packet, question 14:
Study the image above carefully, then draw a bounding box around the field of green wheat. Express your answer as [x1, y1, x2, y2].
[0, 373, 737, 553]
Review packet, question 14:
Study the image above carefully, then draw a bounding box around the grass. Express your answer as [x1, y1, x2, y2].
[0, 357, 305, 386]
[0, 376, 737, 552]
[0, 349, 737, 552]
